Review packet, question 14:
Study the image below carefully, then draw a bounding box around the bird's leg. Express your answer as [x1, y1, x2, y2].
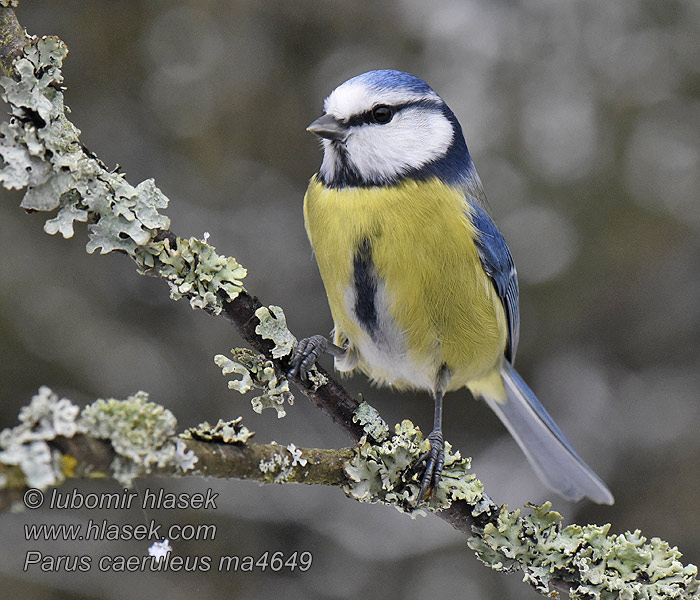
[289, 334, 346, 381]
[415, 388, 445, 503]
[414, 366, 449, 503]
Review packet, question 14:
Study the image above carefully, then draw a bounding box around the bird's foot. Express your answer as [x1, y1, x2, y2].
[413, 429, 445, 504]
[288, 334, 332, 382]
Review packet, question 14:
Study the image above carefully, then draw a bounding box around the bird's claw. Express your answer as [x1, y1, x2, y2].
[412, 429, 445, 504]
[288, 335, 329, 382]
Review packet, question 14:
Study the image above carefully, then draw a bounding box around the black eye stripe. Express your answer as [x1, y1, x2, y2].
[343, 99, 443, 127]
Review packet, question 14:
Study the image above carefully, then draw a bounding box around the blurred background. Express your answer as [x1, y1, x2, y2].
[1, 0, 699, 598]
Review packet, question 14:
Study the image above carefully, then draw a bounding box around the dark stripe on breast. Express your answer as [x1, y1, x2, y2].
[353, 238, 378, 338]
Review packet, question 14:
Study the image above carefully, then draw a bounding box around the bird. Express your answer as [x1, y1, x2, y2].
[289, 69, 614, 505]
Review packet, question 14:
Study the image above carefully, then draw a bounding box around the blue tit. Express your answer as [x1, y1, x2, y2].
[290, 69, 613, 505]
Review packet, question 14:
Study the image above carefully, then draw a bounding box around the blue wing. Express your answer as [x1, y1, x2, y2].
[469, 202, 520, 363]
[467, 201, 614, 504]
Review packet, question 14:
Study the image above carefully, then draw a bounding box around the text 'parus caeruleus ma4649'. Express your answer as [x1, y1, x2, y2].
[290, 69, 614, 506]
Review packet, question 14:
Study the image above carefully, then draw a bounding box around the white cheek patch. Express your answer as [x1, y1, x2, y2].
[319, 138, 340, 181]
[345, 107, 454, 182]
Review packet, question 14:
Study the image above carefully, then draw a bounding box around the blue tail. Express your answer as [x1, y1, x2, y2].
[483, 362, 614, 504]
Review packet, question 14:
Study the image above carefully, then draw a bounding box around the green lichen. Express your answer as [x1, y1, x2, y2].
[343, 419, 482, 514]
[257, 445, 296, 483]
[0, 37, 170, 253]
[0, 388, 196, 491]
[85, 178, 170, 254]
[255, 305, 296, 358]
[285, 443, 307, 467]
[301, 360, 329, 390]
[468, 502, 700, 599]
[215, 348, 293, 418]
[255, 305, 328, 389]
[0, 36, 246, 315]
[79, 392, 196, 486]
[156, 236, 246, 313]
[43, 189, 87, 237]
[0, 386, 80, 488]
[182, 417, 254, 444]
[352, 400, 390, 443]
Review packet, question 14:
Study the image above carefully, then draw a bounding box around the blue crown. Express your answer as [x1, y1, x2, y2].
[343, 69, 437, 97]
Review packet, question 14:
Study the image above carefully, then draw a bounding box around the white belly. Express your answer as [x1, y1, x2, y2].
[333, 280, 437, 391]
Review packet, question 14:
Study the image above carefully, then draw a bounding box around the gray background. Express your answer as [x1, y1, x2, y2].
[1, 1, 699, 598]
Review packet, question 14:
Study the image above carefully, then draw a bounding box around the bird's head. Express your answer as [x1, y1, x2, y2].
[308, 69, 475, 189]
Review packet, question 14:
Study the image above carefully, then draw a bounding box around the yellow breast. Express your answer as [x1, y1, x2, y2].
[303, 175, 507, 392]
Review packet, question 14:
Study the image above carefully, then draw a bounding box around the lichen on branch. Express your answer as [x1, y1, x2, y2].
[213, 305, 329, 418]
[0, 33, 245, 315]
[342, 413, 483, 515]
[469, 503, 699, 600]
[215, 347, 294, 418]
[2, 386, 697, 599]
[0, 387, 197, 488]
[0, 387, 354, 498]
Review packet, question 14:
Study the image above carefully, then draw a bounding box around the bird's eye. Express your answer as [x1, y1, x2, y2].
[370, 105, 393, 124]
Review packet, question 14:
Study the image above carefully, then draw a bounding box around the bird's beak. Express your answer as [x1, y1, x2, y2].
[306, 113, 347, 142]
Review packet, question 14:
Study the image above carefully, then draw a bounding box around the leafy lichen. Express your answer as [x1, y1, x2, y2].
[156, 236, 246, 313]
[182, 417, 254, 445]
[352, 400, 390, 443]
[0, 386, 80, 488]
[286, 443, 307, 467]
[468, 502, 700, 599]
[214, 348, 293, 418]
[255, 305, 328, 389]
[79, 392, 196, 486]
[85, 178, 170, 255]
[344, 419, 482, 514]
[0, 387, 198, 492]
[257, 444, 297, 483]
[17, 385, 80, 439]
[2, 439, 59, 489]
[255, 305, 296, 359]
[173, 439, 198, 473]
[0, 35, 246, 315]
[0, 37, 170, 253]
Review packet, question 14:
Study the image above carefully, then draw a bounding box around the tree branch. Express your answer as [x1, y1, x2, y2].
[0, 388, 353, 511]
[221, 290, 366, 443]
[0, 435, 352, 505]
